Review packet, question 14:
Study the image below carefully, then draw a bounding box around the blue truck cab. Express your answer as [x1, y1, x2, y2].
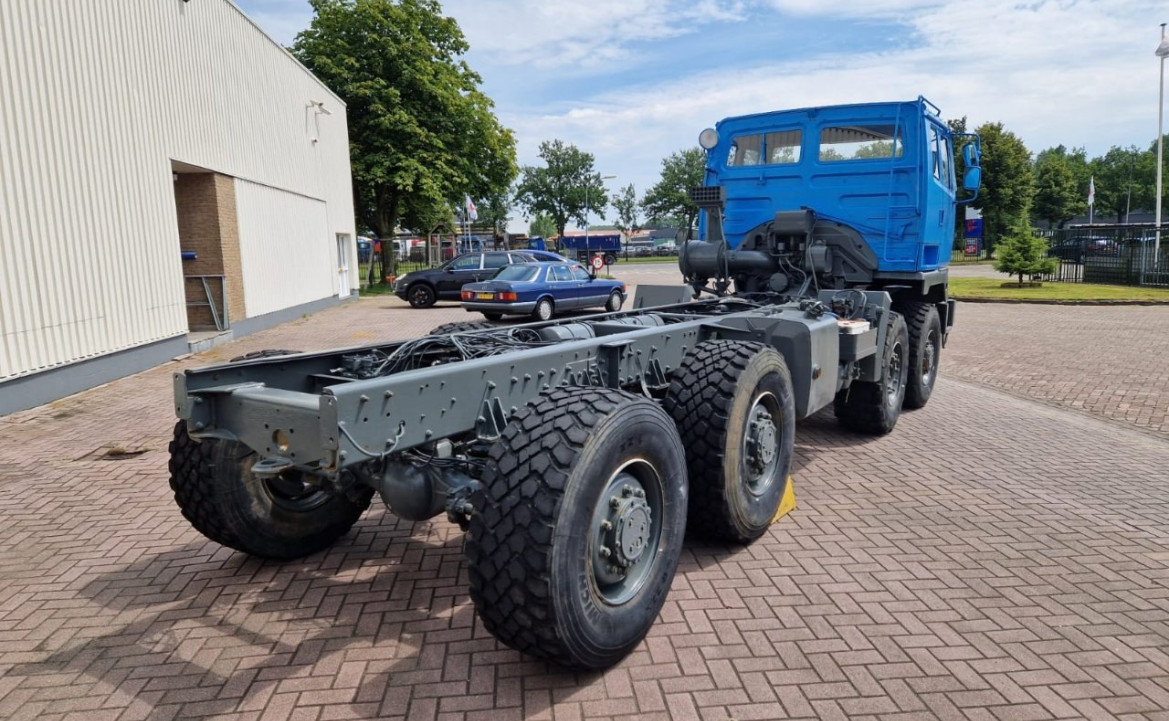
[680, 98, 980, 409]
[693, 97, 980, 293]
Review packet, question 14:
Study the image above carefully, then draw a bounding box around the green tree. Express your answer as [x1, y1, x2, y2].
[611, 183, 641, 243]
[948, 117, 971, 246]
[479, 188, 511, 247]
[642, 147, 705, 236]
[1148, 133, 1169, 213]
[514, 140, 607, 240]
[529, 212, 557, 239]
[1031, 149, 1083, 228]
[292, 0, 516, 275]
[971, 122, 1033, 257]
[1089, 145, 1151, 223]
[993, 222, 1057, 284]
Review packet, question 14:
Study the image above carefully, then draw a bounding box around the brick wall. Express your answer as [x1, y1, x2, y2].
[174, 172, 245, 330]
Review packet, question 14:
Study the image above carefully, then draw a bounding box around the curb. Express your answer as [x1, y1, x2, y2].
[952, 296, 1169, 306]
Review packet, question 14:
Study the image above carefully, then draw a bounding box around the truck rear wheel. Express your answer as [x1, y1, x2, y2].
[834, 312, 909, 435]
[168, 422, 372, 560]
[663, 340, 795, 543]
[466, 387, 688, 669]
[897, 302, 941, 409]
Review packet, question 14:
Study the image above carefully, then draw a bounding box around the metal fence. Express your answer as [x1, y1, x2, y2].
[1036, 224, 1169, 288]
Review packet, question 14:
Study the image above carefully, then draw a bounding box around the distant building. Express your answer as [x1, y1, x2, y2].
[0, 0, 358, 414]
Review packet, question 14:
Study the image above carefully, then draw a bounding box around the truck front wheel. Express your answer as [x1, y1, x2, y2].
[834, 312, 909, 435]
[168, 422, 372, 560]
[663, 341, 795, 543]
[897, 302, 941, 409]
[466, 387, 688, 669]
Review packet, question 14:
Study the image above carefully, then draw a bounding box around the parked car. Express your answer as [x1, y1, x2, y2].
[393, 251, 537, 308]
[1049, 236, 1118, 263]
[460, 262, 627, 321]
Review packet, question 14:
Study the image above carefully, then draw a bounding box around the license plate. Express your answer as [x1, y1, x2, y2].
[476, 292, 494, 300]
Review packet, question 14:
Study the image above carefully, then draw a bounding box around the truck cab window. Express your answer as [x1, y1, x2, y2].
[819, 124, 903, 161]
[765, 130, 802, 164]
[728, 135, 763, 166]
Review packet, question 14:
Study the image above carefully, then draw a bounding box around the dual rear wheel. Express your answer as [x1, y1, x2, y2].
[467, 341, 796, 668]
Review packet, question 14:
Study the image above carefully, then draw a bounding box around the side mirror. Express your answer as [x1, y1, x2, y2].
[963, 144, 980, 167]
[962, 167, 981, 192]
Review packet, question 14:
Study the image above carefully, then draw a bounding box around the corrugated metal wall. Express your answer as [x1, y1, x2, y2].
[0, 0, 355, 382]
[234, 180, 335, 318]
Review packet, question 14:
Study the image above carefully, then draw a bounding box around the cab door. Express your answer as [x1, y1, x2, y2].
[923, 119, 956, 269]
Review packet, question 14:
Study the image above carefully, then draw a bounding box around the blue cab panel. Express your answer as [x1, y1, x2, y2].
[700, 98, 959, 273]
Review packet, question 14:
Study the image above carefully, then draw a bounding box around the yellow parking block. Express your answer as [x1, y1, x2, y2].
[771, 476, 796, 523]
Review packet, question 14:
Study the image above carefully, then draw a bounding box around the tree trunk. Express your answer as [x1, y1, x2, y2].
[375, 188, 399, 283]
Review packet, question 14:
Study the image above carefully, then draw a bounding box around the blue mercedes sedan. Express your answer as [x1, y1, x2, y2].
[460, 262, 626, 321]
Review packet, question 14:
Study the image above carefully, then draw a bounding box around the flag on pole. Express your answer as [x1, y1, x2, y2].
[1088, 176, 1095, 207]
[465, 195, 478, 221]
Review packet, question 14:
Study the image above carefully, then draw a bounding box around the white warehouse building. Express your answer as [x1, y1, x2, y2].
[0, 0, 358, 415]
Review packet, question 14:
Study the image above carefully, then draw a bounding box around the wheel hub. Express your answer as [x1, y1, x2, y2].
[589, 462, 664, 605]
[745, 408, 778, 474]
[886, 342, 904, 406]
[922, 333, 937, 385]
[601, 484, 652, 568]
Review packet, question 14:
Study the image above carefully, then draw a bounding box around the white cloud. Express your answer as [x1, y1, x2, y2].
[491, 0, 1169, 229]
[232, 0, 1169, 232]
[442, 0, 748, 69]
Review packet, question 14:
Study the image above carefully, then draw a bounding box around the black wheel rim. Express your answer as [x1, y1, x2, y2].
[921, 329, 938, 387]
[410, 286, 431, 305]
[886, 338, 906, 408]
[740, 391, 782, 495]
[587, 459, 664, 606]
[261, 471, 331, 512]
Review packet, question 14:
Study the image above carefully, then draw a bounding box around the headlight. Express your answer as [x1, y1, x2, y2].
[698, 127, 718, 150]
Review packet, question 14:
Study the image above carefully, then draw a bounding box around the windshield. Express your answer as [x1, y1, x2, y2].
[492, 265, 540, 282]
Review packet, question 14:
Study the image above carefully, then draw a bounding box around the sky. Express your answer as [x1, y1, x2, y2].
[236, 0, 1168, 231]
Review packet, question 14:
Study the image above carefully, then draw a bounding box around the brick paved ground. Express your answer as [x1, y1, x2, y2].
[1, 270, 1167, 720]
[944, 303, 1169, 440]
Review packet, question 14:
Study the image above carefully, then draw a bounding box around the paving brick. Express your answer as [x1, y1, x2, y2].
[1, 269, 1168, 720]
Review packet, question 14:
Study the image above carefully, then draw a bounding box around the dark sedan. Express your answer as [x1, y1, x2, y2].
[460, 262, 626, 321]
[393, 251, 535, 308]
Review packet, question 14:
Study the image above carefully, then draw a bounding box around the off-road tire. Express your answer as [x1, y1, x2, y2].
[428, 321, 496, 335]
[466, 387, 688, 669]
[406, 283, 437, 308]
[663, 340, 795, 543]
[834, 312, 909, 435]
[605, 291, 623, 312]
[896, 302, 941, 410]
[230, 349, 302, 363]
[168, 421, 372, 559]
[533, 297, 554, 321]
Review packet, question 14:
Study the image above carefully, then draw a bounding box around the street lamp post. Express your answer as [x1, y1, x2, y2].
[584, 173, 616, 259]
[1156, 23, 1169, 266]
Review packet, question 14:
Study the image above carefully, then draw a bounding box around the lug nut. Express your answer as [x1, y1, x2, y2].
[634, 489, 645, 498]
[600, 520, 612, 531]
[600, 546, 612, 558]
[610, 497, 621, 509]
[622, 485, 633, 497]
